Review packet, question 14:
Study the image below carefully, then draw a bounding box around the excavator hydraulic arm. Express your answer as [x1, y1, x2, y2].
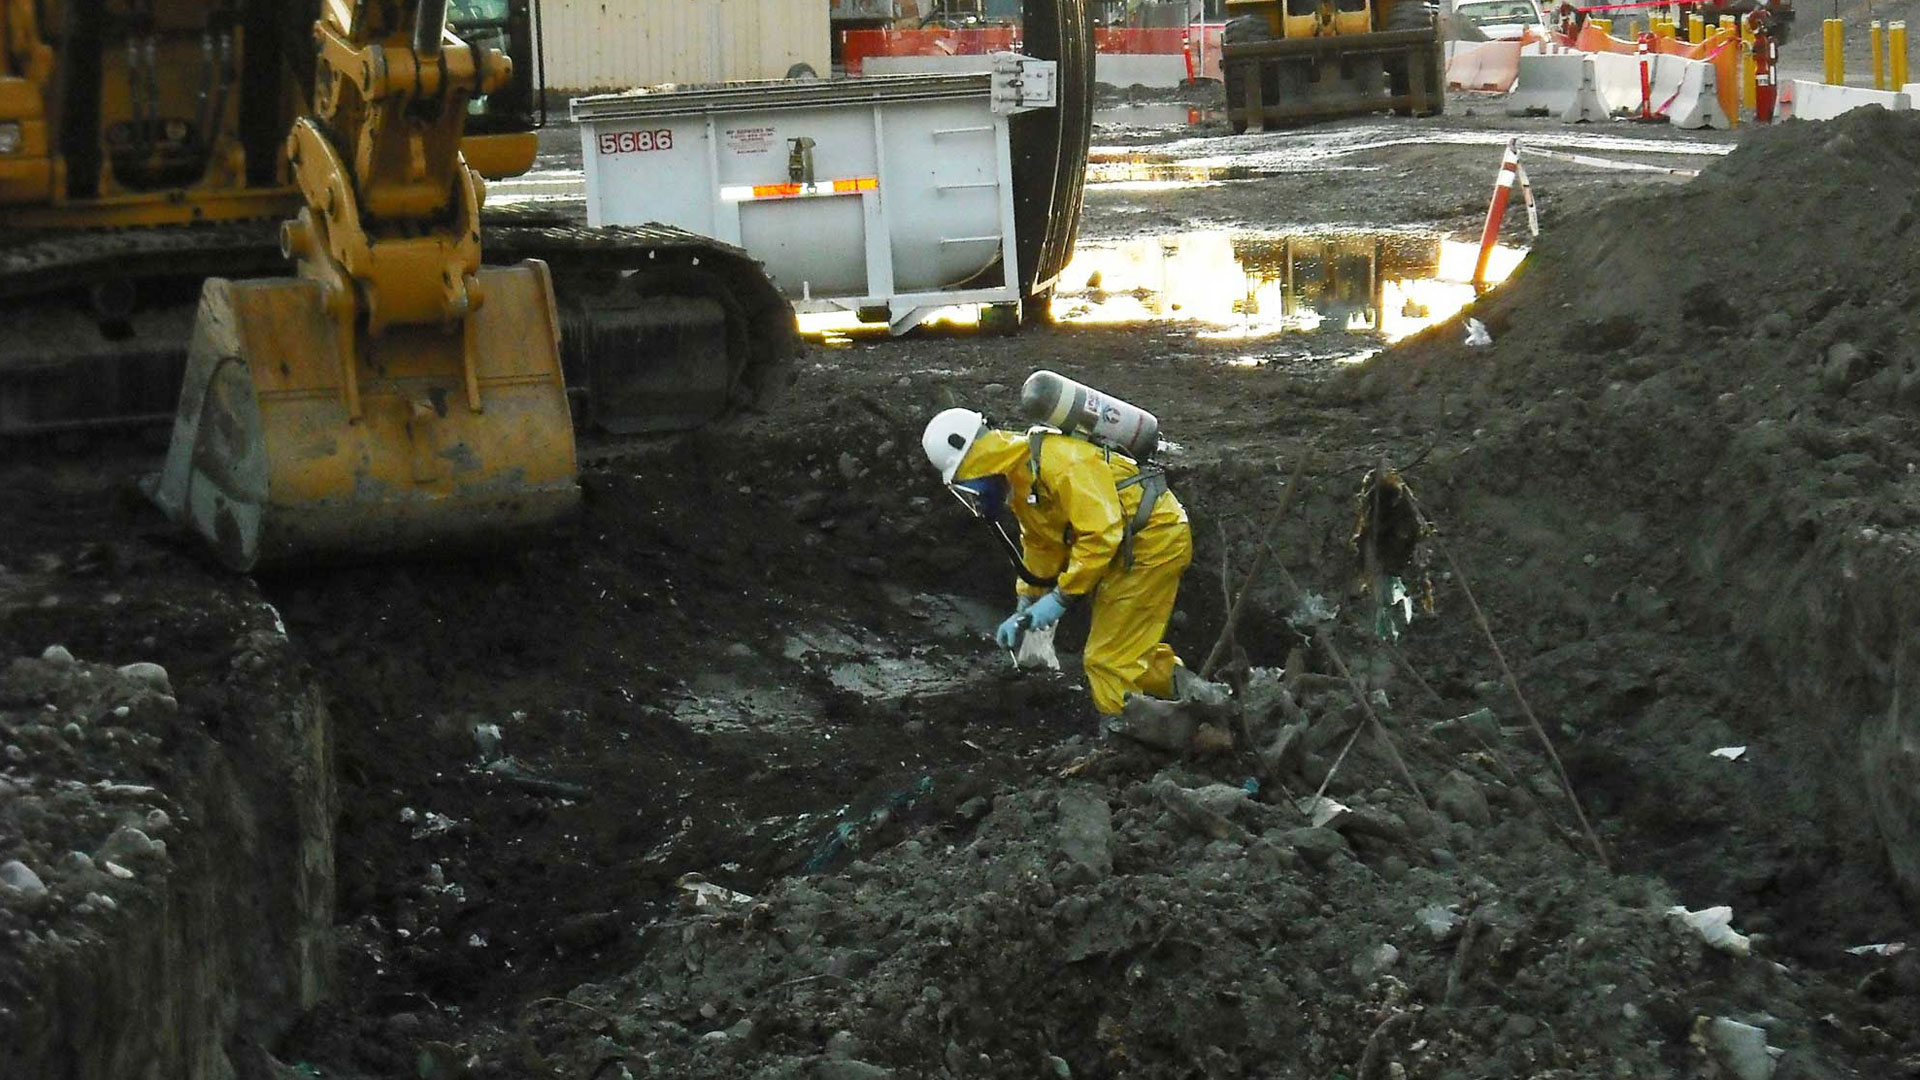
[149, 0, 580, 571]
[0, 0, 55, 200]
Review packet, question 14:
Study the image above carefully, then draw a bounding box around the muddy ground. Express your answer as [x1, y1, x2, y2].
[5, 100, 1920, 1079]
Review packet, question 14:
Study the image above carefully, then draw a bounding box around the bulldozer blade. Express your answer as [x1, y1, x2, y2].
[147, 262, 580, 572]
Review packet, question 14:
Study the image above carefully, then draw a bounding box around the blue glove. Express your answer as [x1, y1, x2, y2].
[996, 590, 1069, 649]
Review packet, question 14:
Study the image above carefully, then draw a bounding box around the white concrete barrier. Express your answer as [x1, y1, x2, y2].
[1095, 53, 1189, 88]
[1508, 52, 1605, 120]
[1667, 60, 1730, 128]
[1782, 79, 1912, 120]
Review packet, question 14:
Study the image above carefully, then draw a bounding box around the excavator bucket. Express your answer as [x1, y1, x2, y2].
[147, 261, 580, 572]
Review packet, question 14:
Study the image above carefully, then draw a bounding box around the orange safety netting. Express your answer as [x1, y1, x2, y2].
[1570, 24, 1740, 117]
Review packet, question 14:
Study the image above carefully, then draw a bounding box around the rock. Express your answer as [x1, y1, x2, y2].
[1281, 827, 1349, 867]
[1350, 942, 1400, 980]
[825, 1030, 861, 1060]
[144, 809, 172, 833]
[812, 1057, 893, 1080]
[0, 861, 48, 907]
[955, 796, 990, 822]
[61, 723, 82, 741]
[1336, 807, 1409, 844]
[98, 825, 165, 863]
[1047, 1054, 1072, 1077]
[1821, 342, 1865, 392]
[836, 452, 862, 482]
[115, 662, 171, 694]
[1432, 707, 1501, 749]
[1707, 1017, 1778, 1080]
[1188, 783, 1250, 817]
[1056, 790, 1114, 881]
[789, 491, 830, 522]
[59, 851, 95, 875]
[1435, 770, 1492, 828]
[1754, 312, 1793, 339]
[39, 645, 76, 666]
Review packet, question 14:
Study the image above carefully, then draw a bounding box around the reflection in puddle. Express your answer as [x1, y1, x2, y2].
[1086, 150, 1257, 186]
[1092, 103, 1222, 128]
[794, 229, 1524, 348]
[1052, 230, 1524, 343]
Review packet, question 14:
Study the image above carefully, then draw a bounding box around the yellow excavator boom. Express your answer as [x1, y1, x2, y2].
[146, 0, 580, 570]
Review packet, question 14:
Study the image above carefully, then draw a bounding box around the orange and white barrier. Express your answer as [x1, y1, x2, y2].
[1448, 39, 1525, 91]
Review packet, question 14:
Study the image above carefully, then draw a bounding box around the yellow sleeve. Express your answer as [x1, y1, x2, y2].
[1053, 446, 1125, 597]
[1016, 524, 1069, 598]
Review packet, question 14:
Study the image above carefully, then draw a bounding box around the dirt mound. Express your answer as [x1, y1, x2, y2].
[1336, 108, 1920, 967]
[511, 678, 1815, 1080]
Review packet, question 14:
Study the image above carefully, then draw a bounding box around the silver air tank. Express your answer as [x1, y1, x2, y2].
[1018, 370, 1160, 461]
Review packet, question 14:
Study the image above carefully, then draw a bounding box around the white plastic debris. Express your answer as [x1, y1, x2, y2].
[677, 872, 754, 911]
[1014, 624, 1061, 671]
[1845, 942, 1907, 957]
[1464, 318, 1493, 348]
[1707, 1017, 1780, 1080]
[1295, 796, 1352, 829]
[1711, 746, 1748, 761]
[1668, 905, 1752, 957]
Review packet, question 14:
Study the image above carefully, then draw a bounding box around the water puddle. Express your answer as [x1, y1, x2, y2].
[798, 228, 1523, 346]
[1093, 103, 1222, 129]
[1050, 229, 1524, 344]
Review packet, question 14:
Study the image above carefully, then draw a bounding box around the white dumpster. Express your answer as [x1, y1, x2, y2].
[571, 57, 1059, 333]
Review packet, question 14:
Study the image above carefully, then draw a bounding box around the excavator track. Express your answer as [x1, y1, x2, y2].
[0, 212, 799, 438]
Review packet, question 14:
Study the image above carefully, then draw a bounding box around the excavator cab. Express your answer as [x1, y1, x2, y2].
[148, 0, 580, 571]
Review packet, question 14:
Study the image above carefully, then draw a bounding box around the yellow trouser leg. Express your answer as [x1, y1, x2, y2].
[1083, 537, 1193, 715]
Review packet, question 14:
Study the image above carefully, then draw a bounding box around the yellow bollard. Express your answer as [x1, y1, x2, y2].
[1591, 16, 1611, 35]
[1659, 17, 1678, 38]
[1741, 15, 1757, 108]
[1824, 18, 1844, 85]
[1891, 22, 1908, 87]
[1872, 21, 1885, 89]
[1689, 13, 1705, 42]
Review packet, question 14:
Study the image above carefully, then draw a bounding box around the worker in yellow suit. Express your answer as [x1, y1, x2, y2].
[922, 407, 1194, 715]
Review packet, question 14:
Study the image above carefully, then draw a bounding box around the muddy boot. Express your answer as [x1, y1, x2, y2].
[1112, 694, 1241, 755]
[1171, 664, 1232, 706]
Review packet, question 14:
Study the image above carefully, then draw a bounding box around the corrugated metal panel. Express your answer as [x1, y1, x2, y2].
[537, 0, 831, 93]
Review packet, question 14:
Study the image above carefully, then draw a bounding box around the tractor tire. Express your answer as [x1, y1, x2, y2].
[1223, 15, 1275, 134]
[1384, 0, 1444, 118]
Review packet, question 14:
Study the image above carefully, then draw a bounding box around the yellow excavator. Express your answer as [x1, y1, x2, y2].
[1220, 0, 1446, 131]
[0, 0, 798, 570]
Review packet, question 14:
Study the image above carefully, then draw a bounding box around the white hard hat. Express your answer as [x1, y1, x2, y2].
[922, 407, 984, 484]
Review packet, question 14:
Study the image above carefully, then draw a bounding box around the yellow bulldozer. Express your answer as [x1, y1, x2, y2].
[1219, 0, 1446, 131]
[0, 0, 799, 570]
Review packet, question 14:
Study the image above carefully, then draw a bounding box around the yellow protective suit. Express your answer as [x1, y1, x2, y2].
[954, 429, 1193, 715]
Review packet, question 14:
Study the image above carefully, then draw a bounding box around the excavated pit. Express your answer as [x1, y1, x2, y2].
[4, 109, 1920, 1077]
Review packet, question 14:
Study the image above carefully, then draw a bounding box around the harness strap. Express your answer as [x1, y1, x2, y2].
[1029, 428, 1170, 571]
[1115, 468, 1169, 570]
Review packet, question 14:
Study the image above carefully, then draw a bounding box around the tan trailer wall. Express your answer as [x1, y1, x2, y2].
[536, 0, 832, 93]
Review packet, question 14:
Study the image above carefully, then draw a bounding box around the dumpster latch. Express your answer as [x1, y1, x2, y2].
[787, 137, 817, 186]
[990, 53, 1058, 115]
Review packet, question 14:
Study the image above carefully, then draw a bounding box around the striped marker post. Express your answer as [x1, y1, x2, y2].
[1472, 140, 1521, 293]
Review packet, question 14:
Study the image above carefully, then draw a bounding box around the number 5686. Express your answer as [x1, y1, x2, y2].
[599, 129, 674, 155]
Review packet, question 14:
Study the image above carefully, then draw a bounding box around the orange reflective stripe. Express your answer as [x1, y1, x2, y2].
[752, 182, 803, 197]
